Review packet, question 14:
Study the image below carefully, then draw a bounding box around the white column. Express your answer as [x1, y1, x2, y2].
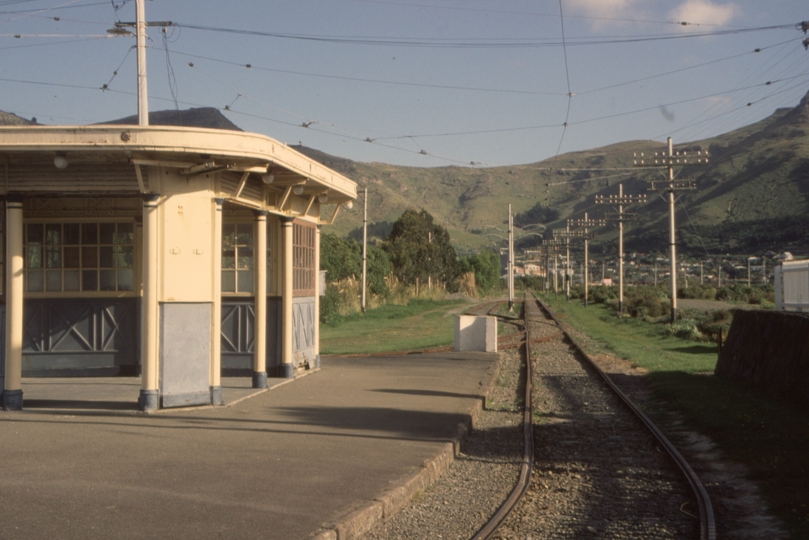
[3, 196, 24, 410]
[314, 224, 321, 367]
[253, 210, 268, 388]
[210, 198, 223, 404]
[281, 216, 294, 378]
[139, 193, 160, 411]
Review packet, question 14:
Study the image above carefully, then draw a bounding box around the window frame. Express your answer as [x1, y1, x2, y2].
[22, 219, 138, 298]
[292, 219, 317, 297]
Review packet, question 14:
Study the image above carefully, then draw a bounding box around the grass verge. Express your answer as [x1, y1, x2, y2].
[542, 294, 809, 538]
[319, 299, 469, 355]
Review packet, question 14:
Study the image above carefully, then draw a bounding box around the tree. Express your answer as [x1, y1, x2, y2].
[460, 249, 502, 293]
[320, 233, 391, 296]
[514, 203, 559, 228]
[320, 233, 361, 282]
[383, 209, 460, 288]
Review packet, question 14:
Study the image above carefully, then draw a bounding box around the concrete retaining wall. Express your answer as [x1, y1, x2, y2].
[715, 309, 809, 401]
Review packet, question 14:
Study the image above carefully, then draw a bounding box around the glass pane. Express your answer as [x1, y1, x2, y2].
[237, 224, 253, 245]
[64, 246, 80, 268]
[64, 223, 80, 245]
[222, 224, 236, 248]
[46, 246, 61, 269]
[82, 269, 97, 291]
[100, 269, 116, 291]
[82, 246, 98, 268]
[27, 270, 44, 292]
[222, 249, 235, 269]
[45, 224, 61, 245]
[116, 246, 134, 268]
[221, 270, 235, 293]
[100, 246, 114, 268]
[64, 270, 80, 291]
[26, 246, 42, 269]
[46, 270, 62, 292]
[26, 223, 43, 244]
[117, 269, 134, 291]
[115, 223, 134, 245]
[237, 247, 253, 269]
[81, 223, 97, 245]
[237, 270, 254, 293]
[100, 223, 115, 244]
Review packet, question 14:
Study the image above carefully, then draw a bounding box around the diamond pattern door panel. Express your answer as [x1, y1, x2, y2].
[22, 299, 138, 375]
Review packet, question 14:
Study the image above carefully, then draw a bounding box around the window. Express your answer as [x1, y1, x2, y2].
[293, 220, 316, 296]
[221, 221, 273, 295]
[24, 222, 135, 293]
[0, 206, 4, 299]
[222, 223, 254, 293]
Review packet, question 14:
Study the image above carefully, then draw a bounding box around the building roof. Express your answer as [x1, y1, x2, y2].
[0, 125, 357, 207]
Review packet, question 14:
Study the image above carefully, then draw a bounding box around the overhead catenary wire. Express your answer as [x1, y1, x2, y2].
[3, 3, 807, 169]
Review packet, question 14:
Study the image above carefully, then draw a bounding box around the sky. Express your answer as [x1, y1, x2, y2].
[1, 0, 808, 168]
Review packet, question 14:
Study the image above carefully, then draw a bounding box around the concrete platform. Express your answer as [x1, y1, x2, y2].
[0, 352, 498, 540]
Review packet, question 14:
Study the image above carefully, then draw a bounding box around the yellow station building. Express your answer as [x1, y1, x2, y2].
[0, 125, 357, 411]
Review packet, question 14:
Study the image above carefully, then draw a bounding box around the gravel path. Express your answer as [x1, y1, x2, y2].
[495, 303, 697, 539]
[364, 302, 699, 539]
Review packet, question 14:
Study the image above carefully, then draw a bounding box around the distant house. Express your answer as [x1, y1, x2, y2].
[0, 124, 357, 411]
[525, 263, 541, 276]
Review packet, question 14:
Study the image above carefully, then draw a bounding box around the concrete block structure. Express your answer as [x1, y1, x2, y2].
[0, 125, 356, 411]
[454, 315, 497, 352]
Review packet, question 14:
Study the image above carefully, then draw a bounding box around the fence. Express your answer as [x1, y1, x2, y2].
[775, 259, 809, 311]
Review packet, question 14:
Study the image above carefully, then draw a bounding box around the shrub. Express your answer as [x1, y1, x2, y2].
[668, 319, 703, 340]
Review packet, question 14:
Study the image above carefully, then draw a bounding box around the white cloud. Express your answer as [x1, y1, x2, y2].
[668, 0, 739, 26]
[566, 0, 644, 20]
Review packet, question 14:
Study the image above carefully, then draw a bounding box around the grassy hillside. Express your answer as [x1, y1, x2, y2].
[5, 88, 808, 257]
[302, 88, 809, 257]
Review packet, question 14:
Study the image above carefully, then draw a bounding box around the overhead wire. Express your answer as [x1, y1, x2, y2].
[175, 22, 798, 49]
[553, 0, 573, 161]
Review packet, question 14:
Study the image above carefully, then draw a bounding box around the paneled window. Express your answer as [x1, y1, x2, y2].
[222, 223, 254, 294]
[0, 206, 4, 299]
[293, 220, 316, 296]
[24, 222, 135, 293]
[221, 221, 273, 294]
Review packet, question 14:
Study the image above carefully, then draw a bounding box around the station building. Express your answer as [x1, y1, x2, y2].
[0, 125, 357, 411]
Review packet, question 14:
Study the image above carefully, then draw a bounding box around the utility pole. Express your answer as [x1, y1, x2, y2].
[109, 2, 173, 126]
[633, 137, 708, 323]
[545, 239, 563, 295]
[595, 184, 646, 313]
[508, 204, 514, 311]
[553, 227, 586, 302]
[361, 188, 367, 313]
[568, 213, 606, 307]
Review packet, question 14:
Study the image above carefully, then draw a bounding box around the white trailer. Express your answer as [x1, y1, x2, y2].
[775, 259, 809, 311]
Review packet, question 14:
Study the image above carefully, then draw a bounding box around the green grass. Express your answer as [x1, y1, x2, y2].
[542, 294, 809, 538]
[319, 299, 469, 354]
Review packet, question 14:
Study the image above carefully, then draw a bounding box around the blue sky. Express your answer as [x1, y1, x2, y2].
[1, 0, 807, 167]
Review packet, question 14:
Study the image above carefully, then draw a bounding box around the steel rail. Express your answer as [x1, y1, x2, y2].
[471, 294, 534, 540]
[533, 294, 716, 540]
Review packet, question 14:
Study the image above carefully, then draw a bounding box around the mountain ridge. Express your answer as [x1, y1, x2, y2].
[3, 90, 808, 256]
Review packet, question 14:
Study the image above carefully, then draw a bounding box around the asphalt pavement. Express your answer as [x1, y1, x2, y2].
[0, 352, 498, 539]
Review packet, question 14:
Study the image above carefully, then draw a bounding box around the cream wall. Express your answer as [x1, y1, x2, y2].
[156, 171, 216, 303]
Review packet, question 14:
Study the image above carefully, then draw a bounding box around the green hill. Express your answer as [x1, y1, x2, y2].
[298, 88, 809, 257]
[4, 89, 808, 257]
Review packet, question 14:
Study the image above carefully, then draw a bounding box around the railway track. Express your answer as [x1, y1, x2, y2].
[365, 294, 715, 539]
[474, 294, 715, 540]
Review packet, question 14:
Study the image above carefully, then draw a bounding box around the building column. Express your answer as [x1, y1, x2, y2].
[210, 198, 224, 405]
[253, 210, 269, 388]
[139, 193, 160, 411]
[3, 195, 24, 411]
[313, 224, 321, 368]
[280, 216, 294, 378]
